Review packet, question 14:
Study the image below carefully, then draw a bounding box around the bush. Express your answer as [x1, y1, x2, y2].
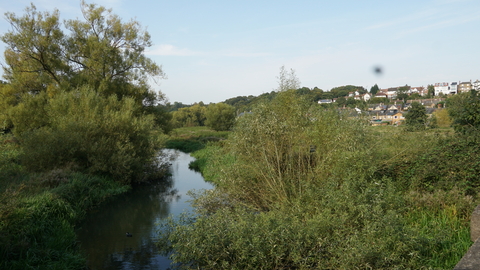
[10, 87, 166, 184]
[157, 92, 473, 269]
[205, 102, 236, 131]
[447, 90, 480, 134]
[0, 172, 129, 269]
[215, 90, 372, 210]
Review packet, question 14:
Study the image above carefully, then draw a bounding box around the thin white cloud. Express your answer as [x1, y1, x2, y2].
[146, 44, 198, 56]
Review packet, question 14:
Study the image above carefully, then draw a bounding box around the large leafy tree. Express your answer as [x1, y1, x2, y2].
[447, 90, 480, 134]
[0, 2, 169, 182]
[172, 104, 207, 127]
[0, 1, 165, 126]
[205, 102, 236, 131]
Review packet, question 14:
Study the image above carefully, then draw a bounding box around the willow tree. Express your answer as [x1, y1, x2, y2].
[0, 2, 169, 182]
[1, 1, 167, 130]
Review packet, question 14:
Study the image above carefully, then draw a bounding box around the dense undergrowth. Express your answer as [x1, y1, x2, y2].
[0, 137, 132, 269]
[158, 91, 478, 270]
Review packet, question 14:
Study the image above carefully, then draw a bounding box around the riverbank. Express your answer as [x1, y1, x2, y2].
[158, 93, 478, 269]
[0, 139, 129, 269]
[0, 134, 176, 269]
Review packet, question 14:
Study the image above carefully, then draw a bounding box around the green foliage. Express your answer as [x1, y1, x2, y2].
[205, 102, 236, 131]
[330, 85, 365, 98]
[188, 144, 228, 182]
[275, 65, 300, 92]
[397, 85, 411, 101]
[1, 2, 164, 104]
[10, 87, 165, 184]
[207, 90, 371, 210]
[433, 108, 453, 128]
[428, 84, 435, 97]
[390, 135, 480, 195]
[158, 96, 474, 269]
[0, 171, 128, 269]
[405, 102, 427, 131]
[172, 103, 207, 128]
[165, 126, 228, 153]
[370, 83, 380, 95]
[447, 90, 480, 134]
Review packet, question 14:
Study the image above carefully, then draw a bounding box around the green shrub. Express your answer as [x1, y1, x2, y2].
[10, 88, 166, 184]
[214, 90, 373, 210]
[0, 172, 129, 269]
[205, 102, 236, 131]
[158, 91, 474, 269]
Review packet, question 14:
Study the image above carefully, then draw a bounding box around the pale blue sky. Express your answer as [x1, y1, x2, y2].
[1, 0, 479, 104]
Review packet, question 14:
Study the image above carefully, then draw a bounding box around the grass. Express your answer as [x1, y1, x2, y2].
[165, 126, 229, 152]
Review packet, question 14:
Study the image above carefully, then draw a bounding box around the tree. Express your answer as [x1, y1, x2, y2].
[275, 66, 300, 92]
[172, 104, 206, 127]
[370, 84, 380, 95]
[10, 87, 165, 183]
[0, 2, 168, 183]
[397, 85, 410, 102]
[427, 85, 435, 97]
[330, 85, 359, 98]
[447, 90, 480, 134]
[1, 1, 165, 110]
[205, 103, 236, 131]
[405, 102, 427, 131]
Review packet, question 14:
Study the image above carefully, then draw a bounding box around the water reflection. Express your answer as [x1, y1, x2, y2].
[76, 149, 212, 270]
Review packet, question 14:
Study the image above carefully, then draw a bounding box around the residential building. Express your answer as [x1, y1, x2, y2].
[473, 80, 480, 91]
[318, 99, 333, 104]
[434, 82, 457, 95]
[458, 81, 472, 93]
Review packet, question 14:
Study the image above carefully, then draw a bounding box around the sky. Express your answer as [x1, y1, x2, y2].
[0, 0, 479, 104]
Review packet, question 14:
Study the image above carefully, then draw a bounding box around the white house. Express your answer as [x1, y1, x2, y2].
[434, 82, 457, 95]
[473, 80, 480, 91]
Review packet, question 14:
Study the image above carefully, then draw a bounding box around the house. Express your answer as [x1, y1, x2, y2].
[473, 80, 480, 91]
[374, 92, 388, 99]
[434, 82, 449, 95]
[372, 104, 387, 111]
[362, 93, 372, 101]
[369, 110, 404, 126]
[406, 98, 445, 108]
[318, 99, 333, 104]
[410, 86, 427, 96]
[458, 82, 472, 93]
[434, 82, 457, 95]
[386, 88, 398, 99]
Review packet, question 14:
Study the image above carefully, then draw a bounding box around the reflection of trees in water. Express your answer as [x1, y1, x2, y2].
[77, 171, 179, 269]
[104, 243, 173, 270]
[77, 150, 205, 269]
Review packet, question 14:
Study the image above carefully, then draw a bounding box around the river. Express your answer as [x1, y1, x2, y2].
[76, 149, 212, 270]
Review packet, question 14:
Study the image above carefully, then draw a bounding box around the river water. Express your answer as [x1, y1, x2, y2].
[76, 149, 212, 270]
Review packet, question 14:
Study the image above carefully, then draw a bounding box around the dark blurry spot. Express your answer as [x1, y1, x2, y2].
[374, 66, 383, 75]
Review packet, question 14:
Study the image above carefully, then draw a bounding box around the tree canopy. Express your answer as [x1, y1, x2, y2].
[405, 102, 427, 131]
[0, 2, 168, 183]
[205, 103, 236, 131]
[1, 1, 164, 110]
[447, 90, 480, 134]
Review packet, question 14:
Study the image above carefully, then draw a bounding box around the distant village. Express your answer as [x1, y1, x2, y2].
[318, 80, 480, 126]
